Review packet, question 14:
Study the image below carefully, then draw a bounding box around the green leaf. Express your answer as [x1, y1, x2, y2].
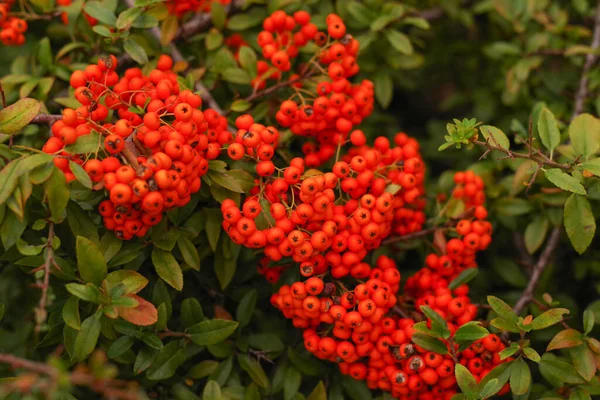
[449, 268, 478, 289]
[134, 347, 159, 375]
[63, 131, 101, 154]
[116, 7, 143, 30]
[478, 362, 512, 398]
[62, 296, 81, 330]
[76, 236, 107, 286]
[495, 197, 533, 216]
[188, 360, 219, 379]
[248, 333, 285, 353]
[569, 113, 600, 160]
[0, 98, 41, 135]
[510, 358, 531, 395]
[238, 46, 257, 78]
[45, 168, 70, 223]
[373, 71, 393, 109]
[83, 1, 116, 25]
[538, 107, 560, 157]
[74, 313, 101, 361]
[284, 366, 301, 400]
[230, 99, 251, 112]
[523, 347, 541, 363]
[499, 346, 519, 360]
[385, 30, 413, 55]
[181, 298, 204, 328]
[211, 2, 226, 28]
[420, 306, 450, 338]
[545, 169, 586, 195]
[68, 202, 99, 244]
[205, 209, 222, 252]
[307, 381, 327, 400]
[453, 322, 489, 342]
[105, 270, 148, 294]
[227, 9, 266, 30]
[68, 161, 92, 189]
[188, 319, 239, 346]
[569, 388, 592, 400]
[487, 296, 518, 322]
[564, 194, 595, 254]
[108, 336, 135, 359]
[160, 15, 179, 46]
[237, 354, 269, 388]
[547, 329, 584, 351]
[177, 236, 200, 271]
[411, 333, 448, 354]
[151, 248, 183, 291]
[0, 304, 4, 322]
[203, 381, 222, 400]
[583, 309, 595, 335]
[146, 341, 186, 381]
[222, 68, 251, 85]
[531, 308, 570, 330]
[455, 364, 478, 398]
[124, 39, 149, 65]
[581, 158, 600, 176]
[206, 29, 223, 51]
[152, 228, 181, 251]
[0, 154, 50, 205]
[92, 25, 112, 37]
[569, 344, 597, 381]
[524, 215, 549, 254]
[480, 125, 510, 150]
[539, 358, 586, 384]
[340, 375, 372, 400]
[236, 289, 257, 328]
[66, 283, 101, 303]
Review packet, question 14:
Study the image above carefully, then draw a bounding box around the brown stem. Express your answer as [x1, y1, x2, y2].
[0, 81, 6, 108]
[157, 330, 191, 339]
[31, 114, 63, 125]
[572, 1, 600, 120]
[513, 228, 562, 315]
[34, 222, 55, 336]
[473, 140, 571, 170]
[383, 227, 441, 245]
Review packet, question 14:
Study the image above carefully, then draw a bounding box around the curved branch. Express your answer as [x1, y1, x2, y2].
[572, 1, 600, 120]
[513, 228, 562, 315]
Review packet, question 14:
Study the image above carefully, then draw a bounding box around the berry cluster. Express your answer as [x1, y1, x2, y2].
[221, 131, 426, 280]
[166, 0, 231, 17]
[264, 172, 509, 399]
[42, 55, 212, 240]
[0, 1, 27, 46]
[250, 11, 374, 166]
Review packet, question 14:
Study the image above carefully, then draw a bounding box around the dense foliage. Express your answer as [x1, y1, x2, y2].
[0, 0, 600, 399]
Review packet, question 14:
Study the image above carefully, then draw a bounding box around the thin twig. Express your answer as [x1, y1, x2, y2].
[383, 227, 441, 245]
[473, 140, 571, 170]
[0, 352, 140, 400]
[34, 222, 55, 336]
[572, 1, 600, 120]
[513, 228, 562, 315]
[243, 68, 317, 105]
[0, 81, 6, 108]
[31, 114, 62, 125]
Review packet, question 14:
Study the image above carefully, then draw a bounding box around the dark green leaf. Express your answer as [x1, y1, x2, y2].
[411, 333, 448, 354]
[236, 289, 257, 328]
[146, 341, 186, 381]
[385, 30, 413, 55]
[62, 296, 81, 330]
[449, 268, 478, 289]
[76, 236, 107, 286]
[66, 283, 101, 303]
[453, 322, 489, 342]
[181, 298, 204, 328]
[74, 313, 101, 361]
[108, 336, 135, 359]
[487, 296, 518, 322]
[237, 354, 269, 388]
[188, 319, 239, 346]
[63, 131, 101, 154]
[45, 168, 69, 222]
[510, 358, 531, 395]
[83, 1, 116, 25]
[524, 216, 549, 254]
[152, 248, 183, 291]
[124, 39, 149, 65]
